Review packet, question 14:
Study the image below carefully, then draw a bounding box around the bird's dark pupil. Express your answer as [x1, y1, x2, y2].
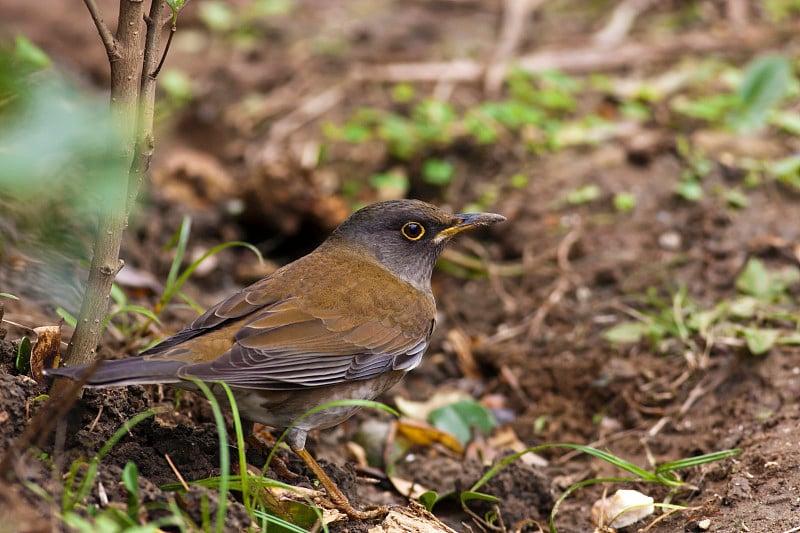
[401, 221, 425, 240]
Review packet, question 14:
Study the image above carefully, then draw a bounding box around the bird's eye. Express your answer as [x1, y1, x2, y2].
[401, 221, 425, 241]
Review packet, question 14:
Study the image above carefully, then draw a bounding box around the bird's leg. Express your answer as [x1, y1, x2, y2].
[244, 424, 299, 479]
[292, 446, 388, 520]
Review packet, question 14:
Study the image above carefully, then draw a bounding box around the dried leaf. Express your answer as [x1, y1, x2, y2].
[395, 418, 464, 454]
[30, 324, 62, 381]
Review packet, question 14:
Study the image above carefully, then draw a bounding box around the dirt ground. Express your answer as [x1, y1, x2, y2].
[2, 1, 800, 532]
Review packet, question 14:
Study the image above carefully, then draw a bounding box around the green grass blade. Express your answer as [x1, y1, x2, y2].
[171, 241, 263, 299]
[655, 448, 741, 474]
[164, 215, 192, 295]
[102, 305, 163, 329]
[218, 382, 251, 513]
[186, 378, 229, 533]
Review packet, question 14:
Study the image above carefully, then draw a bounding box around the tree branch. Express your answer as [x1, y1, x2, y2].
[127, 0, 169, 215]
[83, 0, 119, 59]
[64, 0, 146, 368]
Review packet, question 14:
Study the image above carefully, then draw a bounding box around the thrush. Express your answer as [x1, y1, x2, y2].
[46, 199, 505, 519]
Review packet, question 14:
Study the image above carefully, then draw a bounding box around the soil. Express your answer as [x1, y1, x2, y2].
[2, 1, 800, 532]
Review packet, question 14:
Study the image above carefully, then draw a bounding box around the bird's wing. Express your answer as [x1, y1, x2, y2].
[175, 295, 432, 389]
[141, 254, 436, 390]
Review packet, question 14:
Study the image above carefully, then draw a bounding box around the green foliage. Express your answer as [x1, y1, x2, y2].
[370, 171, 409, 198]
[156, 215, 263, 316]
[732, 55, 793, 131]
[565, 184, 600, 205]
[604, 258, 800, 356]
[460, 443, 739, 533]
[422, 158, 454, 186]
[671, 54, 796, 132]
[14, 336, 32, 374]
[675, 136, 712, 202]
[613, 192, 636, 212]
[121, 462, 141, 523]
[428, 399, 498, 446]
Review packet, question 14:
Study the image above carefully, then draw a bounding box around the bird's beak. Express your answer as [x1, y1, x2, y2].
[435, 212, 506, 242]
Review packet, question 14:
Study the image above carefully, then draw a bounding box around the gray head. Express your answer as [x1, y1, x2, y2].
[324, 199, 506, 291]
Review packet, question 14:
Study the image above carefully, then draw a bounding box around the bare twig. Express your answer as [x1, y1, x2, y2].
[527, 225, 581, 338]
[258, 85, 346, 162]
[592, 0, 657, 47]
[484, 0, 544, 96]
[164, 453, 190, 491]
[83, 0, 118, 58]
[726, 0, 749, 27]
[353, 23, 798, 81]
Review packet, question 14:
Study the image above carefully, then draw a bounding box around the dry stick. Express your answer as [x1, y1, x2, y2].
[592, 0, 657, 47]
[726, 0, 749, 27]
[646, 372, 728, 439]
[526, 225, 581, 339]
[484, 0, 544, 96]
[258, 85, 346, 163]
[352, 23, 798, 81]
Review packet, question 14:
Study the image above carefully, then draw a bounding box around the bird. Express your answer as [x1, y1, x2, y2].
[46, 199, 506, 519]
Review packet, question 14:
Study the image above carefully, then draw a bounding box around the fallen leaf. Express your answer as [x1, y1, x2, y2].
[395, 417, 464, 454]
[30, 324, 62, 381]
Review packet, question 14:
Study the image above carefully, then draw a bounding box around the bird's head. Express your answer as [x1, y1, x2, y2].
[325, 199, 506, 291]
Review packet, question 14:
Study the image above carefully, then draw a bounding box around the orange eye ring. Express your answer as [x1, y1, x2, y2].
[401, 221, 425, 241]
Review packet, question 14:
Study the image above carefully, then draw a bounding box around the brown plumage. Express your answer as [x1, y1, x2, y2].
[46, 199, 505, 519]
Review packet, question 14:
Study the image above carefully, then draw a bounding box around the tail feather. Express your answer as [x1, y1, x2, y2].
[45, 358, 186, 387]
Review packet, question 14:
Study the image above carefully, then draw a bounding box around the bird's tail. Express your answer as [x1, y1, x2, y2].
[44, 357, 186, 387]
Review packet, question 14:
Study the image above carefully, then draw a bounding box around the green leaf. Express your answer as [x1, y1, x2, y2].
[460, 491, 501, 505]
[769, 110, 800, 135]
[728, 296, 760, 318]
[370, 172, 409, 197]
[565, 184, 600, 205]
[613, 192, 636, 212]
[742, 327, 780, 355]
[342, 123, 371, 143]
[429, 400, 498, 446]
[159, 69, 194, 102]
[199, 1, 235, 31]
[391, 83, 415, 103]
[509, 173, 528, 189]
[418, 490, 439, 511]
[122, 462, 140, 522]
[676, 180, 703, 202]
[14, 35, 51, 70]
[603, 321, 646, 344]
[15, 336, 32, 375]
[778, 332, 800, 345]
[422, 158, 455, 186]
[734, 55, 793, 131]
[724, 188, 749, 208]
[735, 258, 771, 298]
[56, 307, 78, 328]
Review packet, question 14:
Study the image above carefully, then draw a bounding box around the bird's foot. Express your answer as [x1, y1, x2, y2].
[323, 496, 389, 521]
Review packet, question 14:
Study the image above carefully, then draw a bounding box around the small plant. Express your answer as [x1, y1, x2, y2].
[604, 258, 800, 356]
[460, 444, 740, 533]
